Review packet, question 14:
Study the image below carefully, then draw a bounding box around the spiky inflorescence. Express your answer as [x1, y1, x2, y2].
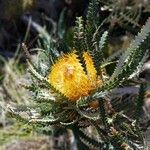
[48, 51, 102, 101]
[5, 0, 150, 148]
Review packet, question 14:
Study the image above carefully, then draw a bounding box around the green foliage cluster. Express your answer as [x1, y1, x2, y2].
[5, 0, 150, 149]
[99, 0, 150, 31]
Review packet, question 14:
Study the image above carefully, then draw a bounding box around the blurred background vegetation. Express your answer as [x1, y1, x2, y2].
[0, 0, 150, 149]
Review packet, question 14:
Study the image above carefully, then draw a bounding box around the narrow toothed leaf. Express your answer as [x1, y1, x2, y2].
[99, 17, 150, 91]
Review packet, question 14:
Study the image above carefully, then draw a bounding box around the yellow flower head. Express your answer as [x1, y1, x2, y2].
[48, 51, 102, 101]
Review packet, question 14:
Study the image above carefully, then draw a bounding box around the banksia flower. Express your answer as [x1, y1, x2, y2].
[11, 3, 149, 149]
[48, 51, 102, 102]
